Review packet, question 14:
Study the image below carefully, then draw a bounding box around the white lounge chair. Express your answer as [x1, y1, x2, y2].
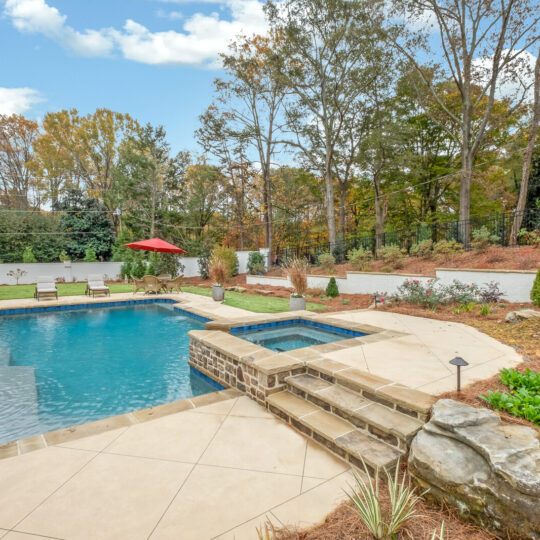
[85, 274, 110, 297]
[34, 276, 58, 301]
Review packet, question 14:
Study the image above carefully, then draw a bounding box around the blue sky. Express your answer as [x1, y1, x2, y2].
[0, 0, 267, 153]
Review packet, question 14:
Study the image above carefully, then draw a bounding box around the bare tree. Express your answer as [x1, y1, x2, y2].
[510, 47, 540, 245]
[387, 0, 540, 244]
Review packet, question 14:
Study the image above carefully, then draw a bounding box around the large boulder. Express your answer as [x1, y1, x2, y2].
[506, 309, 540, 323]
[409, 399, 540, 539]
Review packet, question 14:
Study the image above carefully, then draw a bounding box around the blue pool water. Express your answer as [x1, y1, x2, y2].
[0, 304, 217, 444]
[233, 321, 365, 352]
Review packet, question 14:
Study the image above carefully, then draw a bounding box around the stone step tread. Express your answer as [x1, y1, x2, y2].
[286, 374, 422, 440]
[267, 391, 402, 471]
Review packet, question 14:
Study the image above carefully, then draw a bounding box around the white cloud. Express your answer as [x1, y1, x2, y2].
[4, 0, 114, 56]
[156, 9, 183, 20]
[472, 50, 538, 103]
[4, 0, 268, 67]
[0, 87, 42, 115]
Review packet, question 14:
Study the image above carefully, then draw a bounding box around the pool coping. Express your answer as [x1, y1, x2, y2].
[0, 294, 238, 459]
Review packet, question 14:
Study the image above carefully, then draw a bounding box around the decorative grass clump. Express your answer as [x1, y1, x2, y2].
[285, 258, 309, 297]
[209, 256, 228, 286]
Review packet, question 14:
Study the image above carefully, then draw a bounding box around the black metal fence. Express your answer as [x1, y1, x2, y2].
[274, 209, 540, 265]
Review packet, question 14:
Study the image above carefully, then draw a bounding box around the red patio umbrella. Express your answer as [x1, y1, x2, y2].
[124, 237, 187, 254]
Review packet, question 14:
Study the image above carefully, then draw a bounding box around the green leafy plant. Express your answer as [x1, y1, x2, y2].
[443, 280, 479, 303]
[342, 297, 350, 305]
[376, 245, 404, 268]
[332, 243, 345, 264]
[346, 459, 425, 539]
[433, 239, 463, 260]
[480, 368, 540, 425]
[318, 251, 336, 274]
[132, 260, 146, 279]
[247, 251, 266, 275]
[83, 246, 98, 262]
[455, 302, 475, 314]
[397, 278, 446, 307]
[59, 250, 69, 262]
[326, 277, 339, 298]
[480, 303, 492, 316]
[531, 269, 540, 306]
[381, 265, 394, 273]
[120, 261, 132, 280]
[22, 246, 37, 263]
[471, 226, 500, 250]
[410, 239, 433, 258]
[517, 228, 540, 247]
[212, 246, 238, 278]
[347, 246, 373, 270]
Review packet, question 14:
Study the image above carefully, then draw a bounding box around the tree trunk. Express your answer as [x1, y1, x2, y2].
[324, 168, 337, 247]
[373, 175, 385, 251]
[338, 182, 346, 240]
[510, 49, 540, 246]
[262, 169, 273, 261]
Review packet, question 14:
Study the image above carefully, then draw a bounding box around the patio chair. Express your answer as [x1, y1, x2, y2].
[163, 275, 184, 293]
[142, 275, 162, 294]
[34, 276, 58, 301]
[131, 276, 145, 295]
[157, 274, 172, 281]
[85, 274, 110, 297]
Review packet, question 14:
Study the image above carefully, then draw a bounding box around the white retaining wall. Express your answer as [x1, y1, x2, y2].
[247, 268, 537, 303]
[0, 262, 123, 285]
[436, 269, 536, 303]
[0, 249, 261, 284]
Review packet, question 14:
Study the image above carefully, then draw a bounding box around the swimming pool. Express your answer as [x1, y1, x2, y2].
[0, 303, 219, 444]
[232, 319, 365, 352]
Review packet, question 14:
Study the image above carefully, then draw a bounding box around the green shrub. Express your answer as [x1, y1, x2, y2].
[480, 368, 540, 425]
[443, 280, 479, 303]
[410, 239, 433, 258]
[381, 265, 393, 273]
[376, 245, 403, 268]
[83, 246, 98, 262]
[146, 261, 155, 276]
[318, 252, 336, 274]
[531, 269, 540, 306]
[247, 251, 266, 275]
[212, 246, 239, 278]
[433, 239, 463, 259]
[22, 246, 37, 263]
[347, 247, 373, 270]
[471, 226, 500, 250]
[332, 243, 345, 264]
[326, 277, 339, 298]
[120, 262, 132, 280]
[59, 250, 69, 262]
[517, 228, 540, 247]
[132, 260, 146, 279]
[397, 278, 446, 307]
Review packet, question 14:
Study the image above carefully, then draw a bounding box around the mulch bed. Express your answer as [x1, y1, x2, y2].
[266, 246, 539, 277]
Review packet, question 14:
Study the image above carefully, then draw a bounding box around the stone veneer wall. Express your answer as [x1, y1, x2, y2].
[189, 334, 305, 405]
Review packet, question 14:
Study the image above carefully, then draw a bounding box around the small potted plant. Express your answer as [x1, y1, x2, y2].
[285, 257, 309, 311]
[209, 255, 227, 302]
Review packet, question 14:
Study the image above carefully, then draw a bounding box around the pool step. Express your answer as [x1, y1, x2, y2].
[305, 360, 436, 422]
[267, 390, 403, 475]
[285, 373, 423, 450]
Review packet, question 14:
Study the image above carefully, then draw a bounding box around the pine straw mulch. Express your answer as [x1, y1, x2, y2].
[272, 465, 500, 540]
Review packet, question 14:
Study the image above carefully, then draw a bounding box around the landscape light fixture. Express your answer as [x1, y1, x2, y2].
[449, 356, 469, 392]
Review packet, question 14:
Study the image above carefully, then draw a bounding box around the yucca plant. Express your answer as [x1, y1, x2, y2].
[431, 522, 445, 539]
[345, 459, 426, 539]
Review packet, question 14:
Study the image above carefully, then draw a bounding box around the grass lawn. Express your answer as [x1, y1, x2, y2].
[182, 285, 324, 313]
[0, 283, 324, 313]
[0, 283, 134, 300]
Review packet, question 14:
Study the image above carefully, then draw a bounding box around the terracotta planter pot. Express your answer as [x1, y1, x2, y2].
[212, 285, 225, 302]
[289, 295, 306, 311]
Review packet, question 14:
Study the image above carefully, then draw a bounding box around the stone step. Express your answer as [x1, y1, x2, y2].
[267, 390, 402, 475]
[286, 373, 423, 449]
[306, 359, 436, 421]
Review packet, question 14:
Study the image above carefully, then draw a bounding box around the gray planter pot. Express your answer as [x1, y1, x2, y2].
[212, 285, 225, 302]
[289, 295, 306, 311]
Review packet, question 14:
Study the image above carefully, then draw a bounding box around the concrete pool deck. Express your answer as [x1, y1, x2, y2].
[0, 396, 353, 540]
[0, 291, 525, 539]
